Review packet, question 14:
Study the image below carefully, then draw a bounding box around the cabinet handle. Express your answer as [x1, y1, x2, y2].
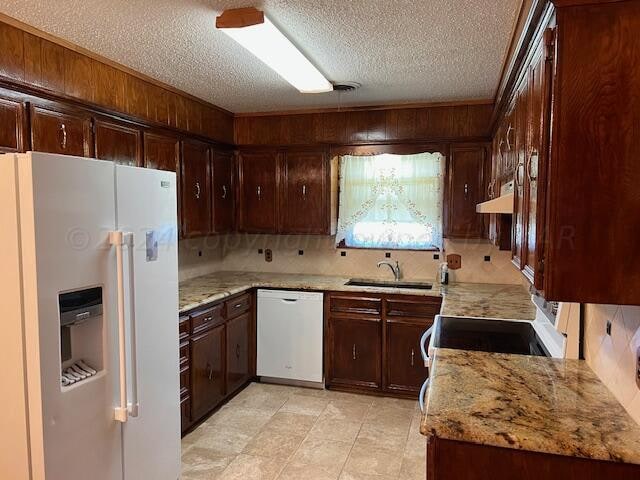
[222, 185, 227, 199]
[515, 160, 525, 190]
[464, 183, 469, 199]
[487, 180, 495, 199]
[302, 185, 307, 197]
[207, 363, 213, 381]
[195, 181, 201, 200]
[352, 344, 357, 360]
[236, 344, 240, 359]
[60, 123, 67, 150]
[411, 349, 415, 367]
[257, 185, 261, 199]
[234, 303, 242, 308]
[505, 125, 514, 151]
[527, 149, 538, 182]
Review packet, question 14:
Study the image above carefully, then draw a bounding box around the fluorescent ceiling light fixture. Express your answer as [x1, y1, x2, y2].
[216, 7, 333, 94]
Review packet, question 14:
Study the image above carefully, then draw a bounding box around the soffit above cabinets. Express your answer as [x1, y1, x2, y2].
[0, 0, 521, 113]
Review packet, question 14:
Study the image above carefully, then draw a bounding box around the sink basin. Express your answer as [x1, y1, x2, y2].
[432, 316, 549, 356]
[345, 278, 433, 290]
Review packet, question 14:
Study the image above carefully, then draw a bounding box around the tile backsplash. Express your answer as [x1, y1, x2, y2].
[179, 234, 527, 285]
[584, 304, 640, 424]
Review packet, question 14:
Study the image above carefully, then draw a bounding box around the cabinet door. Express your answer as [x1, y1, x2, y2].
[447, 145, 486, 238]
[238, 151, 278, 233]
[523, 30, 554, 288]
[0, 94, 26, 153]
[281, 151, 328, 234]
[30, 104, 92, 156]
[191, 325, 225, 419]
[226, 311, 251, 395]
[329, 316, 381, 390]
[94, 118, 141, 166]
[212, 151, 235, 233]
[143, 132, 179, 172]
[181, 140, 211, 237]
[512, 78, 529, 270]
[385, 321, 429, 395]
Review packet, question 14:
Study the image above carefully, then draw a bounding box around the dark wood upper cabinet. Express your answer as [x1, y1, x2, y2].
[0, 94, 26, 153]
[511, 77, 529, 271]
[190, 324, 225, 420]
[237, 151, 279, 233]
[212, 151, 235, 233]
[225, 311, 251, 395]
[280, 151, 328, 234]
[143, 131, 180, 172]
[446, 144, 487, 238]
[181, 140, 212, 238]
[30, 103, 92, 157]
[93, 118, 141, 166]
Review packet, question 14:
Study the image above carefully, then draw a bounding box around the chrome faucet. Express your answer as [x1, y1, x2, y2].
[377, 260, 401, 281]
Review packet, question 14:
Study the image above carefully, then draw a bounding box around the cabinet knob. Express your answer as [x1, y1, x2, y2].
[59, 123, 67, 150]
[222, 185, 227, 199]
[195, 181, 201, 200]
[464, 183, 469, 199]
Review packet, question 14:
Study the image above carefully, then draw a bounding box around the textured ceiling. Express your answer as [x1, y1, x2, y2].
[0, 0, 522, 113]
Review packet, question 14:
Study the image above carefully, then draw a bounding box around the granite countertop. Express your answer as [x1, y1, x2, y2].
[420, 348, 640, 464]
[178, 271, 536, 320]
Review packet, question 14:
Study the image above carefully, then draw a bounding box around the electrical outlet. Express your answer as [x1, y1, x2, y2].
[258, 249, 263, 254]
[298, 250, 304, 256]
[484, 255, 491, 262]
[341, 251, 347, 257]
[606, 320, 612, 336]
[433, 253, 440, 260]
[198, 250, 202, 257]
[385, 252, 391, 258]
[265, 249, 272, 262]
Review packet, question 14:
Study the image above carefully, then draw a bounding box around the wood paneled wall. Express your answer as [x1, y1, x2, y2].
[0, 20, 234, 144]
[234, 103, 493, 146]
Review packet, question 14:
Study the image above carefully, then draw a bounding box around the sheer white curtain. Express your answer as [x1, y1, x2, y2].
[336, 152, 444, 250]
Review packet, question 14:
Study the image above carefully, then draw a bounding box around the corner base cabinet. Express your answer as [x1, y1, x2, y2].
[179, 291, 255, 435]
[325, 292, 441, 398]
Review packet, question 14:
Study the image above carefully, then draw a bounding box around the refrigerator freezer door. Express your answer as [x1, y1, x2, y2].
[115, 165, 180, 480]
[17, 153, 122, 480]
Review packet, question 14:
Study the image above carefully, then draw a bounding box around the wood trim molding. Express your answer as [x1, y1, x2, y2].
[216, 7, 265, 29]
[0, 12, 232, 116]
[234, 99, 494, 118]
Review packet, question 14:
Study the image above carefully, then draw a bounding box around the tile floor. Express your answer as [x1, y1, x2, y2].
[181, 382, 426, 480]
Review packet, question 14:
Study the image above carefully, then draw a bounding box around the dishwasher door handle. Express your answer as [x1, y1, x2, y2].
[281, 298, 298, 303]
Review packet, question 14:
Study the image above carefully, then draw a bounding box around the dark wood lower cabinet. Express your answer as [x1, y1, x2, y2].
[180, 291, 255, 435]
[191, 324, 225, 419]
[385, 321, 429, 395]
[329, 316, 382, 390]
[226, 311, 251, 395]
[426, 436, 640, 480]
[325, 292, 440, 397]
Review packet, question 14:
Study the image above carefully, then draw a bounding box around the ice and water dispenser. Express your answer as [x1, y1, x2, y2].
[58, 287, 104, 387]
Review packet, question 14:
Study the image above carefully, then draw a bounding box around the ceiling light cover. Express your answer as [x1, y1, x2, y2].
[218, 14, 333, 94]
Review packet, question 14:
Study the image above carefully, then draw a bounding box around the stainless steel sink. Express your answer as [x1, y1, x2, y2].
[345, 278, 433, 290]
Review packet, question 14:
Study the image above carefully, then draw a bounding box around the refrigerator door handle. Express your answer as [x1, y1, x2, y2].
[124, 232, 140, 418]
[110, 231, 129, 423]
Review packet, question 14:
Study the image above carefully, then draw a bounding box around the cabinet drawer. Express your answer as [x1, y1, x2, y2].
[225, 293, 251, 319]
[179, 341, 190, 366]
[179, 316, 191, 342]
[330, 295, 382, 316]
[191, 303, 224, 334]
[386, 297, 441, 320]
[180, 365, 190, 398]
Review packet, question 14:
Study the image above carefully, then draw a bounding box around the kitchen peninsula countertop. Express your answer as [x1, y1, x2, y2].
[420, 348, 640, 464]
[178, 271, 536, 320]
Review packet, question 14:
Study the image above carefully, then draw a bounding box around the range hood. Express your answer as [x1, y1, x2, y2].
[476, 180, 514, 214]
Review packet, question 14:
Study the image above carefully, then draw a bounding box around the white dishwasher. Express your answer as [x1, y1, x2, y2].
[257, 289, 324, 385]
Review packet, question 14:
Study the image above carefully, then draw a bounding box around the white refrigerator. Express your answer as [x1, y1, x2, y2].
[0, 152, 181, 480]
